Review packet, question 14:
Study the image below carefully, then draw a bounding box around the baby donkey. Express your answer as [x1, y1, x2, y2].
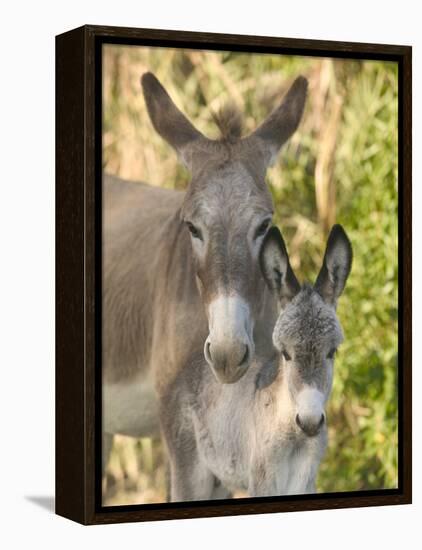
[163, 225, 352, 501]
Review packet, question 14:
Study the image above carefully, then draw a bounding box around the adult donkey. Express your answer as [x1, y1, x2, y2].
[102, 73, 308, 474]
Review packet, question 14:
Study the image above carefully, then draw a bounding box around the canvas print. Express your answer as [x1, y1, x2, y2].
[101, 45, 398, 506]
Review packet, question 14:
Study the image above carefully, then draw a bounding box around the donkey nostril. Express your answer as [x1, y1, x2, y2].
[318, 413, 325, 429]
[205, 341, 212, 363]
[295, 413, 302, 430]
[238, 345, 249, 367]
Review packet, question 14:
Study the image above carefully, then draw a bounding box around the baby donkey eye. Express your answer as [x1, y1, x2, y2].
[327, 348, 337, 359]
[282, 350, 291, 361]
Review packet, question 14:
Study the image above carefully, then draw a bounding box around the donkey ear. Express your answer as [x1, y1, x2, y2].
[141, 73, 206, 170]
[248, 76, 308, 166]
[260, 227, 300, 307]
[314, 225, 353, 307]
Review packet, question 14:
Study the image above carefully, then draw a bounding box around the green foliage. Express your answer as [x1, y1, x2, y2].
[103, 46, 398, 503]
[317, 61, 399, 491]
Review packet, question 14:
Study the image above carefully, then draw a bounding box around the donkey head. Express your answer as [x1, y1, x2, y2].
[260, 225, 352, 436]
[141, 73, 307, 383]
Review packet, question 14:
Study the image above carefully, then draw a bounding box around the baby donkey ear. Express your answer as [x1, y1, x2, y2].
[260, 227, 300, 307]
[314, 224, 353, 307]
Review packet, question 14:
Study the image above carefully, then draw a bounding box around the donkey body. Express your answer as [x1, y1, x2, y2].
[102, 74, 308, 473]
[162, 225, 352, 501]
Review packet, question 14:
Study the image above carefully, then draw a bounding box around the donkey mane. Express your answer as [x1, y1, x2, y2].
[212, 103, 244, 143]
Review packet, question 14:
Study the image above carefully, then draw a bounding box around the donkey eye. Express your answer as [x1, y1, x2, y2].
[282, 350, 291, 361]
[327, 348, 337, 359]
[186, 222, 203, 241]
[254, 219, 271, 239]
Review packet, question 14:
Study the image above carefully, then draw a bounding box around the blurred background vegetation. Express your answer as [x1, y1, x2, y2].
[102, 45, 398, 505]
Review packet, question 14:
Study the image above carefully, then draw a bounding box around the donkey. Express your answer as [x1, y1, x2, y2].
[102, 73, 308, 474]
[161, 225, 352, 501]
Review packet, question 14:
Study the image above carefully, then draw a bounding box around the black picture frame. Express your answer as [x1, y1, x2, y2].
[56, 24, 412, 525]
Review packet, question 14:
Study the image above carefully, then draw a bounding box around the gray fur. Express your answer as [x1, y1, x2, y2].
[212, 103, 244, 142]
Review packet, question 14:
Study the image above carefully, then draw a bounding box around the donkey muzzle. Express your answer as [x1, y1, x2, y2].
[204, 294, 254, 384]
[205, 338, 251, 384]
[295, 412, 325, 437]
[295, 386, 326, 437]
